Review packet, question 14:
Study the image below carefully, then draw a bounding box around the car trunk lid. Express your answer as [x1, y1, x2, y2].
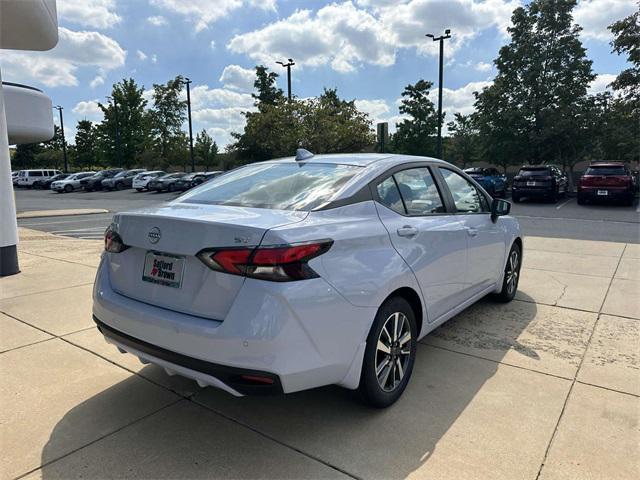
[107, 203, 308, 320]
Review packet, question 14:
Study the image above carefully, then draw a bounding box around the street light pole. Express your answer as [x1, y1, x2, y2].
[276, 59, 295, 100]
[106, 96, 122, 168]
[53, 105, 68, 173]
[426, 29, 451, 159]
[183, 77, 195, 172]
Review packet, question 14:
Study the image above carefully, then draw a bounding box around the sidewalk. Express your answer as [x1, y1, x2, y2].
[1, 228, 638, 480]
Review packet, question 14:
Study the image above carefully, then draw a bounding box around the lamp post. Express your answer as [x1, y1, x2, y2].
[426, 29, 451, 159]
[276, 59, 295, 100]
[53, 105, 68, 172]
[106, 95, 122, 168]
[183, 77, 195, 172]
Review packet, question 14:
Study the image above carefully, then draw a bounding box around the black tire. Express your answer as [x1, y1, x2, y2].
[493, 243, 522, 303]
[358, 296, 418, 408]
[64, 184, 73, 193]
[136, 188, 143, 192]
[549, 187, 559, 203]
[577, 194, 586, 205]
[168, 183, 175, 192]
[512, 193, 520, 203]
[115, 182, 124, 191]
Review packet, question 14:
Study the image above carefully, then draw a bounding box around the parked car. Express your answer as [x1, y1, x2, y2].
[101, 169, 146, 191]
[38, 173, 71, 189]
[94, 151, 521, 407]
[81, 169, 124, 191]
[463, 167, 507, 197]
[133, 171, 166, 191]
[147, 172, 187, 192]
[577, 162, 636, 206]
[15, 169, 62, 188]
[173, 172, 205, 191]
[190, 171, 223, 188]
[51, 172, 96, 193]
[511, 165, 568, 202]
[12, 171, 22, 186]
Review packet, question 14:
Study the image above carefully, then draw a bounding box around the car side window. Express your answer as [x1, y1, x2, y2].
[376, 177, 405, 215]
[440, 168, 490, 214]
[393, 168, 445, 215]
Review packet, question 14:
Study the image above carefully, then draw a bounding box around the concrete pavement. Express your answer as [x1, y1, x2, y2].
[1, 229, 638, 479]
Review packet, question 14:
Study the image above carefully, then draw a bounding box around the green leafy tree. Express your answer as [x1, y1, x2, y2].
[194, 129, 218, 171]
[609, 8, 639, 107]
[35, 125, 64, 169]
[474, 0, 595, 170]
[97, 78, 149, 168]
[74, 120, 97, 170]
[252, 65, 284, 106]
[389, 80, 439, 156]
[149, 76, 187, 168]
[446, 113, 479, 168]
[12, 143, 42, 169]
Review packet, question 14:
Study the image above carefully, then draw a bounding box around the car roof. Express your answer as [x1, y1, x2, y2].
[589, 162, 625, 166]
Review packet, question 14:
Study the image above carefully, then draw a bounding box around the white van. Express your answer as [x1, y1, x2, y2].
[15, 169, 61, 188]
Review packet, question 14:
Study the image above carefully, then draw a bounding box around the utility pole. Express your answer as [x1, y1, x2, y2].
[106, 95, 122, 168]
[53, 105, 68, 172]
[183, 77, 195, 172]
[276, 59, 295, 100]
[426, 29, 451, 159]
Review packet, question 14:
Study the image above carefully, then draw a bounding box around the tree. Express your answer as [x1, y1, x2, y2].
[252, 65, 284, 106]
[609, 8, 639, 107]
[474, 0, 595, 169]
[35, 125, 64, 169]
[149, 75, 187, 168]
[389, 80, 439, 156]
[446, 113, 479, 168]
[194, 129, 218, 171]
[74, 120, 97, 170]
[97, 78, 149, 168]
[12, 143, 42, 169]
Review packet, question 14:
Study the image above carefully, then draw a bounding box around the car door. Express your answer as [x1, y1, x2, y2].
[439, 168, 506, 296]
[374, 166, 468, 323]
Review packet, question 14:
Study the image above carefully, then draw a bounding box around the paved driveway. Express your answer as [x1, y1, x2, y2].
[1, 229, 638, 479]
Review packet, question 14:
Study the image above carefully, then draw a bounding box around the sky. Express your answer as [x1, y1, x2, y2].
[1, 0, 636, 147]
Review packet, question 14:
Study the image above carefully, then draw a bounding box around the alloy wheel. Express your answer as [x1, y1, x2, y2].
[505, 250, 520, 295]
[375, 312, 412, 392]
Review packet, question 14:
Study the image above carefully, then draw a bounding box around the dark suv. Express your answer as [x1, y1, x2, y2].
[577, 162, 636, 206]
[81, 169, 123, 191]
[511, 165, 568, 203]
[101, 169, 146, 191]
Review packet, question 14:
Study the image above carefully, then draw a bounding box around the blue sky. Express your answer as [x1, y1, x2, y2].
[2, 0, 635, 146]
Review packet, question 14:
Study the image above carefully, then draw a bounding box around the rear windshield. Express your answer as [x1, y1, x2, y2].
[519, 168, 550, 177]
[585, 166, 626, 176]
[178, 162, 360, 211]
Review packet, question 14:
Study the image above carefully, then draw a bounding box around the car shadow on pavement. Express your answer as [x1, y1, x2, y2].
[39, 297, 540, 479]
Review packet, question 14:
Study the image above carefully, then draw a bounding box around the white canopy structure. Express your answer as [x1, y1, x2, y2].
[1, 0, 58, 276]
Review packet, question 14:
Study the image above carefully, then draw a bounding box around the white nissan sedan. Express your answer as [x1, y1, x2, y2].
[93, 151, 522, 407]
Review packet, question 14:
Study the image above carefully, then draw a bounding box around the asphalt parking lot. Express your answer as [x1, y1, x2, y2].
[15, 187, 640, 243]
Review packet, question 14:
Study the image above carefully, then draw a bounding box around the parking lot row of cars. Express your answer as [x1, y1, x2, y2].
[12, 168, 223, 193]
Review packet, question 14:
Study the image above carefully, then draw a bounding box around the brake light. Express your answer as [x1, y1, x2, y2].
[196, 240, 333, 282]
[104, 225, 129, 253]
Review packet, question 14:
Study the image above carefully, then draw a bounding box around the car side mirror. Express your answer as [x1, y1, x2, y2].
[491, 198, 511, 221]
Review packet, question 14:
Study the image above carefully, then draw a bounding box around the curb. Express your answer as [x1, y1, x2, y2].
[17, 209, 110, 219]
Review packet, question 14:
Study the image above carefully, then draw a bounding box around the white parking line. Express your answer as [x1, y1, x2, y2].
[556, 198, 572, 210]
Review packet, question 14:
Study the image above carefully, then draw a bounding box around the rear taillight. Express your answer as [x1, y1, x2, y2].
[104, 225, 129, 253]
[196, 240, 333, 282]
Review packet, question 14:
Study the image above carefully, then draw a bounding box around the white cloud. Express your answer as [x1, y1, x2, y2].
[355, 99, 390, 122]
[588, 73, 616, 94]
[228, 1, 520, 73]
[151, 54, 158, 64]
[58, 0, 121, 29]
[147, 15, 168, 26]
[575, 0, 637, 41]
[475, 61, 492, 72]
[1, 27, 126, 87]
[150, 0, 276, 32]
[429, 80, 491, 118]
[219, 65, 255, 92]
[210, 40, 216, 49]
[90, 75, 105, 88]
[72, 99, 104, 120]
[136, 50, 148, 61]
[190, 85, 254, 110]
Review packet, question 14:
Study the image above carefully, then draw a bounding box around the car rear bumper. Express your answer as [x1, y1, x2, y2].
[512, 186, 554, 197]
[578, 187, 633, 200]
[92, 256, 375, 395]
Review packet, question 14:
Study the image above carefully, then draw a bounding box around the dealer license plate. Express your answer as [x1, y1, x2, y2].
[142, 251, 185, 288]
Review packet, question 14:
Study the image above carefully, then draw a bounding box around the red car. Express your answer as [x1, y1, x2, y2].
[577, 162, 636, 206]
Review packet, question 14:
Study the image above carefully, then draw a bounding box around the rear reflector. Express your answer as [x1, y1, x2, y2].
[197, 240, 333, 282]
[239, 375, 275, 385]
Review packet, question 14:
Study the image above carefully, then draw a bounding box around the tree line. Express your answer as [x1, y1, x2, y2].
[11, 0, 638, 175]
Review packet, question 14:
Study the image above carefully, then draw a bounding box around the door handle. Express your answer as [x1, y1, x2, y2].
[397, 226, 418, 238]
[465, 227, 478, 237]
